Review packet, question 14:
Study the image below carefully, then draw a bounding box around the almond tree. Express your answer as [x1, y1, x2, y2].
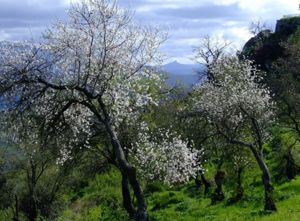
[0, 0, 202, 220]
[0, 0, 165, 220]
[193, 57, 277, 211]
[1, 110, 81, 221]
[193, 35, 231, 82]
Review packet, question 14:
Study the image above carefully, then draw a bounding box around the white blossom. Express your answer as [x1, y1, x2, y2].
[193, 57, 275, 143]
[0, 0, 165, 163]
[128, 126, 203, 186]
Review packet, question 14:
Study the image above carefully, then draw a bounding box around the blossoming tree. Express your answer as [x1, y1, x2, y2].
[193, 56, 277, 211]
[0, 0, 202, 220]
[1, 109, 83, 221]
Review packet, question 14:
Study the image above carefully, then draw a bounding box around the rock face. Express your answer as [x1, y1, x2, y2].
[275, 16, 300, 35]
[241, 16, 300, 71]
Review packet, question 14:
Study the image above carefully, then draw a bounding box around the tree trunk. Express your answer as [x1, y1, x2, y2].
[122, 173, 136, 219]
[105, 122, 148, 221]
[27, 161, 38, 221]
[250, 147, 277, 211]
[211, 170, 225, 204]
[200, 171, 211, 196]
[127, 168, 148, 221]
[28, 194, 37, 221]
[12, 195, 19, 221]
[195, 176, 201, 188]
[195, 170, 211, 196]
[285, 151, 299, 180]
[235, 167, 244, 201]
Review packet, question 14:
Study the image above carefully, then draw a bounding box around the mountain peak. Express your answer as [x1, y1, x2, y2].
[171, 60, 180, 64]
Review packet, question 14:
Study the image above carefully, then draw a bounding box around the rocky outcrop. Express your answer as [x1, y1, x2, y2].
[241, 16, 300, 71]
[275, 16, 300, 35]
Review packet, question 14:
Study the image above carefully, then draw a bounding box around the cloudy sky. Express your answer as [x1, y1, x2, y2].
[0, 0, 299, 63]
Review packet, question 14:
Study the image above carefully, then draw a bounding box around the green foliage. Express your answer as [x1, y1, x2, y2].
[280, 16, 300, 21]
[266, 127, 300, 182]
[57, 169, 129, 221]
[287, 26, 300, 45]
[0, 209, 14, 221]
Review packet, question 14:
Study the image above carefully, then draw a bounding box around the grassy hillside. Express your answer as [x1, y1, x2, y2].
[147, 179, 300, 221]
[51, 168, 300, 221]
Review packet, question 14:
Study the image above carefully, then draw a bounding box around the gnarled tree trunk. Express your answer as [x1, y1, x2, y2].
[195, 170, 211, 196]
[211, 170, 225, 204]
[285, 150, 300, 180]
[251, 147, 277, 211]
[122, 173, 136, 219]
[105, 122, 148, 221]
[235, 167, 244, 201]
[200, 171, 211, 196]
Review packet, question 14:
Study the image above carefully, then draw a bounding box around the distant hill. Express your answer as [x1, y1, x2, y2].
[159, 61, 206, 86]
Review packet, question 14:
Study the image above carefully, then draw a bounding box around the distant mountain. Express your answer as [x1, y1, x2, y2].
[159, 61, 206, 86]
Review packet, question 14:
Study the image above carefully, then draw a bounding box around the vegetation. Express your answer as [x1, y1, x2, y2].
[1, 0, 300, 221]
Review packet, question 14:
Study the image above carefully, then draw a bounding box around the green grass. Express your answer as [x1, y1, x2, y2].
[57, 169, 129, 221]
[55, 168, 300, 221]
[11, 139, 300, 220]
[147, 177, 300, 221]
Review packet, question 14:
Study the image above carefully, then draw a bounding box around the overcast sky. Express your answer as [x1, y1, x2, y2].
[0, 0, 299, 63]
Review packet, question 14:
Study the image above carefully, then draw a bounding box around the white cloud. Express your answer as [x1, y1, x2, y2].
[135, 0, 300, 62]
[0, 30, 10, 41]
[1, 0, 300, 63]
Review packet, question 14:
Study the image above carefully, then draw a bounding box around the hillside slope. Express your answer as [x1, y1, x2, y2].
[53, 169, 300, 221]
